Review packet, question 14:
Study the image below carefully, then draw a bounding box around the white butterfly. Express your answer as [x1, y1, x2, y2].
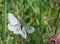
[8, 13, 35, 39]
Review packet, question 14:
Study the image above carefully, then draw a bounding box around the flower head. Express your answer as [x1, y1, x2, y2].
[48, 34, 58, 44]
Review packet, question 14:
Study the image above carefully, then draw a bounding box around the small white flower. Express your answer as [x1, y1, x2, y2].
[8, 13, 35, 39]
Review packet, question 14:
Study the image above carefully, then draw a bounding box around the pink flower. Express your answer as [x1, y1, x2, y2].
[48, 34, 58, 44]
[53, 34, 58, 44]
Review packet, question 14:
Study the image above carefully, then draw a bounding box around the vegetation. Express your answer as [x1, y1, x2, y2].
[0, 0, 60, 44]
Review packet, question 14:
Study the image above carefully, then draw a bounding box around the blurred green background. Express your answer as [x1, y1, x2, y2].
[0, 0, 60, 44]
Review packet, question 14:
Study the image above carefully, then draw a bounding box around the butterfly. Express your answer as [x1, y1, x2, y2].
[8, 13, 35, 39]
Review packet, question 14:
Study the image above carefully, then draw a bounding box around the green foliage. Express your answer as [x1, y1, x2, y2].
[0, 0, 60, 44]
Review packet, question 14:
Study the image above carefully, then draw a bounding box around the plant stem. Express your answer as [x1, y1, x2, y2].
[55, 7, 60, 34]
[2, 0, 7, 44]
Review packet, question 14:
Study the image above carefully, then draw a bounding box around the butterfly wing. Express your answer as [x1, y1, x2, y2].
[20, 27, 27, 39]
[13, 26, 27, 39]
[8, 24, 27, 39]
[8, 13, 21, 31]
[8, 23, 15, 31]
[13, 24, 22, 34]
[8, 13, 27, 39]
[8, 13, 20, 25]
[26, 26, 35, 33]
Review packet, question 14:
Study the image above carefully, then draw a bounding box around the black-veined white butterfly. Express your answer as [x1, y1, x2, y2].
[8, 13, 35, 39]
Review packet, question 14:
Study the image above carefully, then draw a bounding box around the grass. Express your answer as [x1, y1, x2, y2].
[1, 0, 7, 44]
[0, 0, 60, 44]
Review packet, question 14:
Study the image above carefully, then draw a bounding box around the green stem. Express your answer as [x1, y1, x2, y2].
[2, 0, 7, 44]
[55, 8, 60, 34]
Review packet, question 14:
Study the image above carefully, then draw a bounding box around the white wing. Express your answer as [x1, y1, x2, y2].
[13, 26, 27, 39]
[8, 23, 15, 31]
[8, 13, 20, 25]
[26, 26, 35, 33]
[8, 13, 27, 39]
[20, 27, 27, 39]
[13, 24, 22, 34]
